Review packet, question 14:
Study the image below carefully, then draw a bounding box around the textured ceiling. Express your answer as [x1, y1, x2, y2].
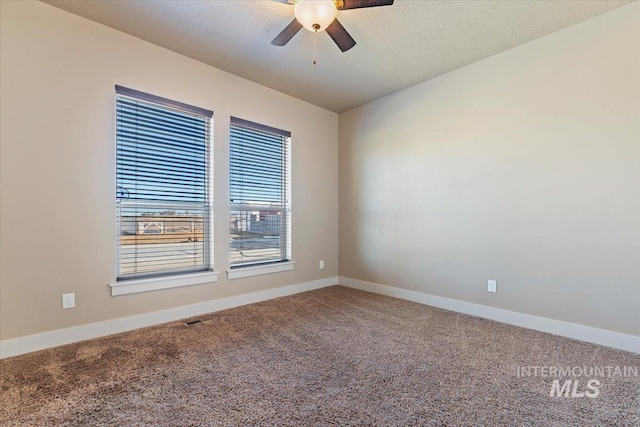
[43, 0, 631, 113]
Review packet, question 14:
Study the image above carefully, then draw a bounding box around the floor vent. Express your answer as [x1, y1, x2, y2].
[185, 319, 203, 326]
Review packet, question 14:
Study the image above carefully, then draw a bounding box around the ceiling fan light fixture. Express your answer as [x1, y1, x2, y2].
[294, 0, 338, 33]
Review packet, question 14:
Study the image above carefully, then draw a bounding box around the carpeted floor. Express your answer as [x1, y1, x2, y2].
[0, 286, 638, 426]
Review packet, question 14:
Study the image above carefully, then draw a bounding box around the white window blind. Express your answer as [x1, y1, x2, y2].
[115, 86, 213, 280]
[229, 117, 291, 267]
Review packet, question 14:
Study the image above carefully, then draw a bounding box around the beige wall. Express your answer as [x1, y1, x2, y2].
[339, 3, 640, 336]
[0, 1, 338, 340]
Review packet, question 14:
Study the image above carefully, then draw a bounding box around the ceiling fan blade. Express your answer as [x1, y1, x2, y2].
[337, 0, 394, 10]
[271, 19, 304, 46]
[325, 19, 356, 52]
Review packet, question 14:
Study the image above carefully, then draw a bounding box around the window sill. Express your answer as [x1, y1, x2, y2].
[227, 261, 295, 280]
[109, 271, 219, 296]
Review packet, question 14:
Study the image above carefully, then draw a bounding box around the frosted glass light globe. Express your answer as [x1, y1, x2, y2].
[294, 0, 338, 33]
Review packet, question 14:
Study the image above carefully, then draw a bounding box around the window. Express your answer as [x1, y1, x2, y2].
[229, 117, 291, 269]
[115, 86, 213, 281]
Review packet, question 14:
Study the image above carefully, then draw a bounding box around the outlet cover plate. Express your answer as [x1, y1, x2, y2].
[488, 280, 497, 293]
[62, 293, 75, 309]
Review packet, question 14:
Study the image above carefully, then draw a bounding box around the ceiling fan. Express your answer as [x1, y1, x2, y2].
[272, 0, 394, 52]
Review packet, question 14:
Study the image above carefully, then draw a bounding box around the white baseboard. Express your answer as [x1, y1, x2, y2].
[0, 276, 338, 359]
[5, 276, 636, 359]
[339, 276, 640, 354]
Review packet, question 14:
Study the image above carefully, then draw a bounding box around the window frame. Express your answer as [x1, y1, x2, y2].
[228, 117, 292, 277]
[110, 86, 217, 295]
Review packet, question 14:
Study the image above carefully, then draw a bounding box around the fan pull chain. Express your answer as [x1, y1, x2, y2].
[313, 31, 317, 65]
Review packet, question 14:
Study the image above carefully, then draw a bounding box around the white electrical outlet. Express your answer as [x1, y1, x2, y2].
[62, 293, 75, 309]
[488, 280, 497, 293]
[319, 260, 325, 269]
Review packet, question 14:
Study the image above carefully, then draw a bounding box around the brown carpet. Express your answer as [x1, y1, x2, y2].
[0, 286, 638, 426]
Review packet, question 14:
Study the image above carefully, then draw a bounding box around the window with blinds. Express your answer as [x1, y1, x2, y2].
[115, 86, 213, 280]
[229, 117, 291, 267]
